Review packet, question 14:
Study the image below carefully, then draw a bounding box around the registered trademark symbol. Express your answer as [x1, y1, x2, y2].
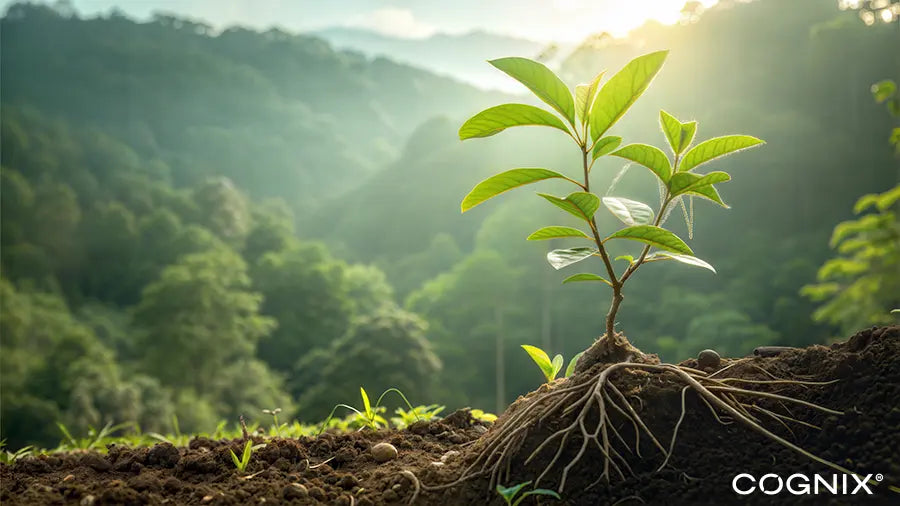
[875, 474, 883, 482]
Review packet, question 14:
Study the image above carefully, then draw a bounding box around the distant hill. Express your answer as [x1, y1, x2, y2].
[311, 27, 553, 91]
[0, 3, 508, 207]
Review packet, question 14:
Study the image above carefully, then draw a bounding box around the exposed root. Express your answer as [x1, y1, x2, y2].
[428, 360, 876, 495]
[399, 470, 421, 505]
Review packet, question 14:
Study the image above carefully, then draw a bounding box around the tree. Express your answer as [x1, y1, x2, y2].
[132, 248, 275, 394]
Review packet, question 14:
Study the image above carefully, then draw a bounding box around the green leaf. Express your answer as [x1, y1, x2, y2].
[461, 168, 572, 212]
[547, 247, 597, 270]
[497, 482, 531, 503]
[605, 225, 693, 255]
[459, 104, 570, 140]
[668, 171, 731, 195]
[679, 135, 764, 172]
[521, 346, 554, 382]
[592, 136, 623, 160]
[360, 387, 372, 419]
[602, 196, 654, 226]
[550, 354, 564, 380]
[526, 226, 590, 241]
[610, 144, 672, 182]
[615, 254, 635, 264]
[565, 352, 584, 377]
[645, 252, 716, 273]
[667, 172, 730, 207]
[230, 449, 241, 469]
[520, 489, 563, 502]
[871, 79, 897, 104]
[659, 110, 697, 155]
[562, 273, 612, 286]
[575, 71, 605, 123]
[537, 192, 600, 222]
[490, 57, 576, 124]
[589, 50, 668, 141]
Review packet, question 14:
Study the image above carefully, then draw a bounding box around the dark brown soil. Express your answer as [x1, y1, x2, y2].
[3, 326, 899, 505]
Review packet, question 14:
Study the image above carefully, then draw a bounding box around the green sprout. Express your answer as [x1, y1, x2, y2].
[56, 421, 128, 451]
[391, 404, 445, 428]
[262, 408, 284, 437]
[0, 440, 34, 464]
[496, 481, 561, 506]
[521, 345, 584, 383]
[318, 387, 420, 435]
[229, 439, 260, 473]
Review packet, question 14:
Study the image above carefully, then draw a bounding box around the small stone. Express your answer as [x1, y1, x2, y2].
[370, 442, 398, 463]
[440, 451, 460, 462]
[80, 495, 95, 506]
[202, 495, 214, 503]
[337, 475, 359, 489]
[81, 454, 111, 472]
[697, 349, 721, 369]
[282, 483, 308, 500]
[63, 474, 75, 482]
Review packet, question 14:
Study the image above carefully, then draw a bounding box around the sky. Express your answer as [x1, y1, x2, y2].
[11, 0, 720, 42]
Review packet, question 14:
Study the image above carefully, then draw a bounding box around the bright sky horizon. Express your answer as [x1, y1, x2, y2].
[5, 0, 720, 42]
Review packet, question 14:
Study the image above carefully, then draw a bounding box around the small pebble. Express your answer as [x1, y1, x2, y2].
[63, 474, 75, 482]
[440, 451, 459, 462]
[370, 442, 398, 463]
[282, 483, 308, 500]
[698, 349, 721, 369]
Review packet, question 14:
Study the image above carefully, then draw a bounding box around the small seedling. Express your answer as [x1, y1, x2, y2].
[521, 345, 584, 383]
[229, 439, 256, 473]
[0, 440, 34, 464]
[496, 481, 561, 506]
[470, 409, 498, 423]
[262, 408, 284, 437]
[391, 404, 445, 427]
[318, 387, 421, 435]
[56, 421, 128, 450]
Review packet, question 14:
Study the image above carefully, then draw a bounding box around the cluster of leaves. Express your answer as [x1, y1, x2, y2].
[871, 79, 899, 154]
[458, 51, 763, 332]
[802, 185, 900, 335]
[520, 345, 583, 383]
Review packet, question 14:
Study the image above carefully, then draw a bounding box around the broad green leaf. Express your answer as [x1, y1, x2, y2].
[667, 172, 730, 207]
[461, 168, 571, 212]
[459, 104, 570, 140]
[575, 71, 605, 123]
[602, 196, 654, 226]
[611, 143, 672, 182]
[592, 136, 622, 160]
[565, 351, 584, 377]
[562, 273, 612, 286]
[490, 57, 575, 124]
[526, 226, 590, 241]
[537, 192, 600, 222]
[646, 252, 716, 273]
[547, 247, 597, 270]
[605, 225, 693, 255]
[589, 50, 669, 141]
[659, 110, 697, 155]
[521, 346, 554, 382]
[679, 135, 764, 172]
[659, 110, 682, 155]
[360, 387, 372, 418]
[551, 354, 564, 380]
[678, 121, 698, 154]
[668, 171, 731, 196]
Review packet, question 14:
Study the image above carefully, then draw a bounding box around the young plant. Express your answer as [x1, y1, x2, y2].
[262, 408, 285, 438]
[229, 439, 257, 473]
[459, 51, 763, 361]
[391, 404, 445, 428]
[317, 387, 420, 435]
[496, 481, 561, 506]
[521, 345, 583, 383]
[443, 52, 874, 495]
[0, 440, 34, 464]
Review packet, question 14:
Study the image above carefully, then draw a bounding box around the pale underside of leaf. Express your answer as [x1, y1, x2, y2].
[461, 168, 569, 212]
[459, 103, 570, 140]
[602, 196, 654, 226]
[547, 247, 597, 270]
[605, 225, 693, 255]
[646, 252, 716, 273]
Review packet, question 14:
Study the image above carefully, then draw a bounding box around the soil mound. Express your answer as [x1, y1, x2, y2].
[2, 327, 898, 505]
